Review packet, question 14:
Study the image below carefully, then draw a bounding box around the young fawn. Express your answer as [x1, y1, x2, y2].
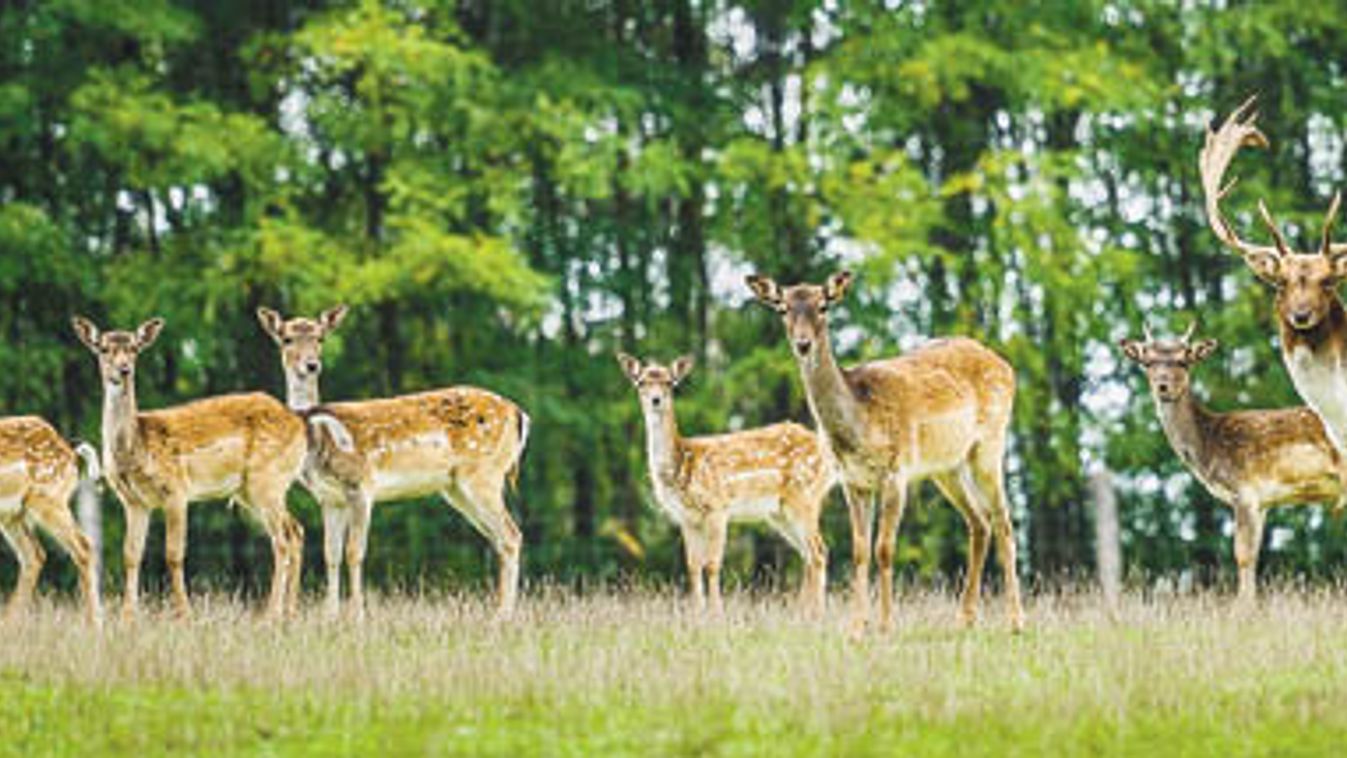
[0, 417, 102, 623]
[617, 353, 833, 615]
[1121, 325, 1346, 601]
[257, 306, 528, 618]
[73, 317, 307, 620]
[748, 271, 1022, 635]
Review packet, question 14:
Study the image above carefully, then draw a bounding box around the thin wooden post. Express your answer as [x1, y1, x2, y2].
[1090, 468, 1121, 611]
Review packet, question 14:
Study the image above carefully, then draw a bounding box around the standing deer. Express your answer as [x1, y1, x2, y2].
[1201, 96, 1347, 456]
[72, 317, 306, 620]
[0, 417, 102, 623]
[256, 306, 528, 618]
[747, 271, 1023, 635]
[1120, 325, 1345, 601]
[616, 353, 833, 615]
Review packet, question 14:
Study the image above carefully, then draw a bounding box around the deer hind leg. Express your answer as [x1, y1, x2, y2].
[875, 476, 909, 634]
[970, 441, 1024, 631]
[841, 484, 877, 639]
[1, 517, 44, 620]
[163, 499, 191, 620]
[1233, 500, 1266, 605]
[932, 470, 990, 628]
[445, 476, 523, 618]
[119, 502, 150, 622]
[320, 500, 350, 619]
[26, 490, 101, 625]
[343, 492, 373, 620]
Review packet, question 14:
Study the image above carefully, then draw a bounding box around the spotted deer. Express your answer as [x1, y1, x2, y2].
[1120, 325, 1345, 601]
[0, 417, 102, 623]
[72, 317, 306, 620]
[747, 271, 1022, 636]
[256, 306, 528, 618]
[616, 353, 833, 615]
[1201, 96, 1347, 458]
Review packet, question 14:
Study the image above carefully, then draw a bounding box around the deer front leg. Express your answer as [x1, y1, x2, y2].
[120, 503, 150, 621]
[1233, 499, 1266, 605]
[164, 500, 191, 620]
[705, 513, 729, 617]
[321, 501, 349, 619]
[875, 476, 909, 634]
[344, 492, 373, 621]
[681, 525, 707, 613]
[842, 484, 876, 639]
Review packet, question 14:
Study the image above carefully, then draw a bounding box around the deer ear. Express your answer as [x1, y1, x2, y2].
[256, 307, 283, 342]
[1118, 338, 1148, 364]
[1187, 338, 1219, 363]
[1244, 250, 1283, 285]
[824, 270, 854, 305]
[616, 352, 643, 384]
[319, 304, 349, 335]
[745, 274, 785, 312]
[670, 354, 695, 385]
[1331, 251, 1347, 279]
[135, 317, 165, 350]
[71, 316, 101, 352]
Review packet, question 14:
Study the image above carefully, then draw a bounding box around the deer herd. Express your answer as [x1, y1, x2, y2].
[2, 97, 1345, 634]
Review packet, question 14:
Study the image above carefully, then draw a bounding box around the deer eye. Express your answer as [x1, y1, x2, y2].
[283, 337, 294, 346]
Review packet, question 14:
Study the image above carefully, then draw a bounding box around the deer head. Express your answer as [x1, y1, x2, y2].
[71, 316, 164, 391]
[1201, 96, 1347, 332]
[616, 353, 694, 415]
[257, 305, 348, 382]
[1119, 323, 1218, 403]
[745, 270, 853, 365]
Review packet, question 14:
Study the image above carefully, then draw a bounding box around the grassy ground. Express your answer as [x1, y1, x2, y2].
[2, 586, 1347, 756]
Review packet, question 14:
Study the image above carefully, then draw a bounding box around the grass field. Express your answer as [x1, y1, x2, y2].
[3, 586, 1347, 756]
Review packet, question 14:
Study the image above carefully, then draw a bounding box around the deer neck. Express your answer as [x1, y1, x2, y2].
[1152, 390, 1217, 478]
[101, 378, 141, 466]
[640, 403, 684, 488]
[286, 371, 322, 412]
[798, 331, 864, 453]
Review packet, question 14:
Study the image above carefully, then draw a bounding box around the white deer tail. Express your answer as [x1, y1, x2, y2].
[74, 442, 101, 483]
[507, 406, 530, 492]
[307, 412, 355, 453]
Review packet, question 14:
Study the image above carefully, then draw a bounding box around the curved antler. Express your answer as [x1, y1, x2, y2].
[1199, 96, 1281, 259]
[1181, 321, 1198, 344]
[1323, 190, 1345, 257]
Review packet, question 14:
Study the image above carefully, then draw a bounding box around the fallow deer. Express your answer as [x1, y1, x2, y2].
[72, 317, 307, 620]
[747, 271, 1023, 635]
[1200, 96, 1347, 458]
[0, 417, 102, 623]
[1120, 325, 1345, 601]
[256, 306, 528, 618]
[616, 353, 833, 614]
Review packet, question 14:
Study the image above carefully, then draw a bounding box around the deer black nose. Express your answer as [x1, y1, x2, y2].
[306, 360, 321, 374]
[794, 340, 813, 356]
[118, 366, 132, 377]
[1292, 310, 1314, 327]
[651, 396, 663, 408]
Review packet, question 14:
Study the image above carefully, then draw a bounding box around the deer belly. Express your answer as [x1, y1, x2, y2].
[728, 496, 780, 521]
[1289, 351, 1347, 451]
[368, 434, 455, 501]
[722, 469, 784, 521]
[182, 439, 246, 499]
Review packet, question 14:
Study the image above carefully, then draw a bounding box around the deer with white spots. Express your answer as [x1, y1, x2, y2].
[747, 271, 1022, 636]
[1201, 96, 1347, 460]
[257, 306, 528, 619]
[72, 317, 307, 620]
[1121, 324, 1346, 602]
[0, 417, 102, 624]
[617, 353, 833, 615]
